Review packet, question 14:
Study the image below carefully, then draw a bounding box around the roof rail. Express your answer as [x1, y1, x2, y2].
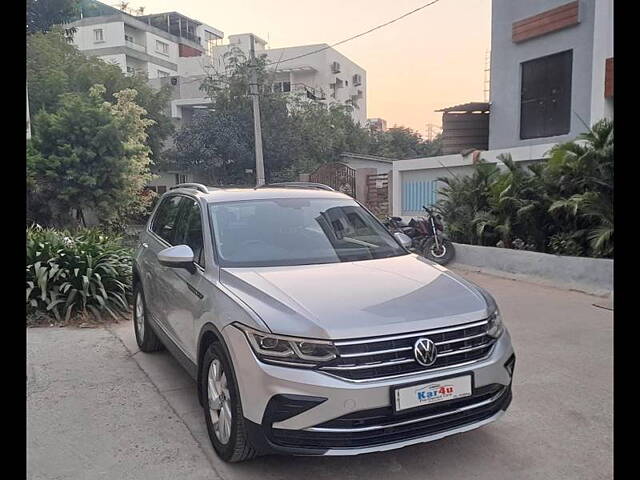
[170, 183, 209, 194]
[257, 182, 335, 192]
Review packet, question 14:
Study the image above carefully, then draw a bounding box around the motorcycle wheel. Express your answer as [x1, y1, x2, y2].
[422, 237, 455, 265]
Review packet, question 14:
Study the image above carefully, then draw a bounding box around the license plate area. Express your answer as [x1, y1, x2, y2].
[392, 373, 473, 413]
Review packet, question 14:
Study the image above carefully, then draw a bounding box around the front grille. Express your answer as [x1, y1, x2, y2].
[270, 384, 511, 449]
[319, 319, 496, 381]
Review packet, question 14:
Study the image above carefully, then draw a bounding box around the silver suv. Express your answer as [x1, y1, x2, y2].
[133, 183, 515, 462]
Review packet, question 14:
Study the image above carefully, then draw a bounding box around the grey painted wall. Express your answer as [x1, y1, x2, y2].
[489, 0, 596, 150]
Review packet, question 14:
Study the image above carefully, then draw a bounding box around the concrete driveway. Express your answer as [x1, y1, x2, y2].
[27, 270, 613, 480]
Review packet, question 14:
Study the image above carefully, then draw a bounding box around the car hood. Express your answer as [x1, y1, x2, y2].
[220, 254, 489, 340]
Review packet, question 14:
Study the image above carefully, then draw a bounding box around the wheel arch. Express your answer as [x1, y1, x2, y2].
[197, 323, 233, 407]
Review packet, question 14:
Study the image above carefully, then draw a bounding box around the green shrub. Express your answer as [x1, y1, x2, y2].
[548, 233, 585, 257]
[436, 119, 613, 258]
[26, 225, 133, 323]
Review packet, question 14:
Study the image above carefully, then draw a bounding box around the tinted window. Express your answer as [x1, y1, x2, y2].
[174, 198, 205, 266]
[520, 50, 572, 139]
[209, 198, 407, 267]
[151, 195, 183, 244]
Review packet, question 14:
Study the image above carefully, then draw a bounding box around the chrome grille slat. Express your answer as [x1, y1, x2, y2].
[333, 319, 489, 346]
[436, 343, 493, 357]
[340, 346, 413, 358]
[321, 358, 415, 371]
[434, 332, 488, 346]
[323, 319, 495, 381]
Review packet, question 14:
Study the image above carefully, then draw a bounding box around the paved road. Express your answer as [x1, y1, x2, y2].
[27, 270, 613, 479]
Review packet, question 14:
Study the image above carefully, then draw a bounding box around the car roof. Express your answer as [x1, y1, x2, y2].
[168, 186, 353, 203]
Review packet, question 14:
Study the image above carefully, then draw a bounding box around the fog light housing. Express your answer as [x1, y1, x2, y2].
[505, 354, 516, 377]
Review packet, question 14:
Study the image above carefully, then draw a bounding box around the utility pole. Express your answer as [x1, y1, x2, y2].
[27, 84, 31, 140]
[248, 34, 266, 186]
[483, 49, 491, 103]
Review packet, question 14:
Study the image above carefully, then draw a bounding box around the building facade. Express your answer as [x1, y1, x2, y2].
[70, 1, 223, 80]
[178, 33, 367, 125]
[489, 0, 613, 150]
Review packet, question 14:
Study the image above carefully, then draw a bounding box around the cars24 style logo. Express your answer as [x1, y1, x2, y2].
[415, 384, 455, 402]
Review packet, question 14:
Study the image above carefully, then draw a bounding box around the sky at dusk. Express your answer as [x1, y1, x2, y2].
[121, 0, 492, 137]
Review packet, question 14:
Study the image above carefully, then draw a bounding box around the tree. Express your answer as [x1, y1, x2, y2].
[29, 85, 154, 227]
[27, 30, 173, 164]
[370, 127, 441, 159]
[27, 0, 80, 39]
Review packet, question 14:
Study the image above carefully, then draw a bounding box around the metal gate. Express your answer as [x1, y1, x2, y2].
[309, 162, 356, 197]
[366, 173, 389, 216]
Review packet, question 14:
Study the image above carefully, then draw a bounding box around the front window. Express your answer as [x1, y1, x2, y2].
[93, 29, 104, 42]
[209, 197, 407, 267]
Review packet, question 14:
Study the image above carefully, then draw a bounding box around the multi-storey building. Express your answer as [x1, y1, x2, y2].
[68, 1, 368, 191]
[70, 1, 223, 80]
[178, 33, 367, 125]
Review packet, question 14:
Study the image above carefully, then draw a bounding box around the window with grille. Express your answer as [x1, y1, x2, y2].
[520, 50, 572, 139]
[156, 40, 169, 55]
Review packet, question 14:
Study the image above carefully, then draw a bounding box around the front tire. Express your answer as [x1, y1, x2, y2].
[201, 342, 257, 462]
[133, 284, 164, 353]
[422, 237, 455, 265]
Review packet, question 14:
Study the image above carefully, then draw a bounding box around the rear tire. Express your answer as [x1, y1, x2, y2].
[133, 284, 164, 353]
[422, 237, 455, 265]
[201, 342, 257, 462]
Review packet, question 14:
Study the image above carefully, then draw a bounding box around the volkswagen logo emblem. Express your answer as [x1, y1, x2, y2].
[414, 338, 438, 367]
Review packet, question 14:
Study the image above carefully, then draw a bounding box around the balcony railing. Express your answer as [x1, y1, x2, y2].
[125, 39, 146, 53]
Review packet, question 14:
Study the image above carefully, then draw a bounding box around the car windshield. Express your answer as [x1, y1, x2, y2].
[208, 197, 407, 267]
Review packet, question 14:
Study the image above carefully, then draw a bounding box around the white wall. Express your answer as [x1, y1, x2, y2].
[391, 143, 555, 218]
[73, 21, 125, 50]
[144, 31, 179, 65]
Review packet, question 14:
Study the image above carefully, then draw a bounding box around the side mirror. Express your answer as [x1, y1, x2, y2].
[158, 245, 196, 273]
[393, 232, 412, 249]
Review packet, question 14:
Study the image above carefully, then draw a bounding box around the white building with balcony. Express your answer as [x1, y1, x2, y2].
[179, 33, 368, 125]
[70, 1, 223, 80]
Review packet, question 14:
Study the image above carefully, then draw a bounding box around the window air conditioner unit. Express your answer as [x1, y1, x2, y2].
[331, 61, 341, 73]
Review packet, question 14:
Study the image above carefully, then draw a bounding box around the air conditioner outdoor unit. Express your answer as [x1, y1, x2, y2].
[331, 61, 341, 73]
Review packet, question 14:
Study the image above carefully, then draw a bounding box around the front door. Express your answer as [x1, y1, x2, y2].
[164, 197, 207, 361]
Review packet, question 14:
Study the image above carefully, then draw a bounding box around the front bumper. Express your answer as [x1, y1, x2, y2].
[222, 325, 515, 456]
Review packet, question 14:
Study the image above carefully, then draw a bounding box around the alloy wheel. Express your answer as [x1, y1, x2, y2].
[135, 292, 145, 340]
[207, 358, 233, 444]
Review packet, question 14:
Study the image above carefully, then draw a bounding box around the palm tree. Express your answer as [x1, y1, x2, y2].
[546, 119, 613, 257]
[436, 162, 499, 245]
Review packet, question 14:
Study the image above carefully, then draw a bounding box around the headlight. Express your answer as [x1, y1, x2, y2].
[487, 310, 504, 338]
[477, 288, 504, 339]
[234, 323, 338, 367]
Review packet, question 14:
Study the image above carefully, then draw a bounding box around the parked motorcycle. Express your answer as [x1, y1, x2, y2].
[384, 206, 455, 265]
